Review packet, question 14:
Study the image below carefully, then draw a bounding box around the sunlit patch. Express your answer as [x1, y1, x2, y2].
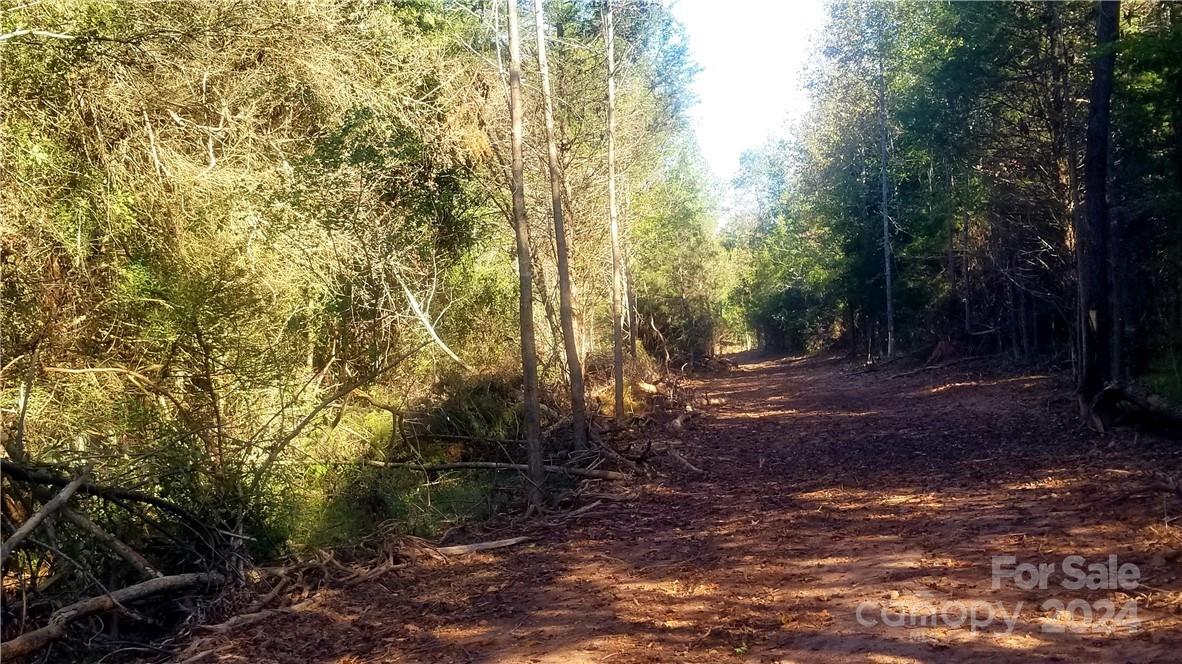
[926, 375, 1052, 395]
[716, 408, 881, 420]
[1007, 475, 1081, 491]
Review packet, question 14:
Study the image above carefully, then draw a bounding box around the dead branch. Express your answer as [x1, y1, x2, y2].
[0, 465, 90, 566]
[0, 572, 227, 660]
[411, 432, 525, 445]
[581, 490, 639, 502]
[666, 448, 704, 474]
[194, 598, 316, 636]
[0, 28, 76, 42]
[392, 270, 472, 371]
[559, 500, 602, 520]
[245, 578, 290, 613]
[888, 355, 991, 379]
[588, 427, 642, 474]
[347, 559, 406, 585]
[633, 381, 659, 395]
[59, 506, 162, 579]
[364, 460, 627, 481]
[432, 535, 533, 556]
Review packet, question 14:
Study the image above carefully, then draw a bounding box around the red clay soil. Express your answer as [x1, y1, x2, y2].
[190, 354, 1182, 663]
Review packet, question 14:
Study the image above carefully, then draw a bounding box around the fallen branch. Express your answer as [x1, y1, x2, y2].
[244, 578, 290, 613]
[0, 465, 90, 565]
[195, 598, 316, 636]
[432, 536, 533, 556]
[582, 490, 639, 502]
[633, 381, 659, 395]
[60, 506, 161, 579]
[666, 448, 704, 475]
[364, 460, 627, 481]
[347, 559, 407, 584]
[0, 572, 227, 660]
[888, 355, 991, 379]
[562, 500, 603, 519]
[588, 427, 642, 474]
[1096, 383, 1182, 429]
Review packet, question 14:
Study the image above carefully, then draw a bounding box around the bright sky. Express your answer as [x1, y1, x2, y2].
[669, 0, 830, 184]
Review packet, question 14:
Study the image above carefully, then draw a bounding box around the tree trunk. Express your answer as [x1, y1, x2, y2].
[1076, 0, 1119, 417]
[533, 0, 588, 451]
[877, 50, 895, 358]
[625, 251, 638, 359]
[603, 0, 626, 423]
[506, 0, 545, 510]
[962, 206, 971, 335]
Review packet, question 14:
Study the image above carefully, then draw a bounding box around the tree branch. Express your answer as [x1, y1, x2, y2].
[59, 507, 162, 580]
[0, 572, 226, 660]
[1, 465, 90, 566]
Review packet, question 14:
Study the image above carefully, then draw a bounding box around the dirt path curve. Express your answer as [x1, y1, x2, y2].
[210, 354, 1182, 664]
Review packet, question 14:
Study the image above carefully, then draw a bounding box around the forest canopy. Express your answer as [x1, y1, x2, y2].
[729, 1, 1182, 416]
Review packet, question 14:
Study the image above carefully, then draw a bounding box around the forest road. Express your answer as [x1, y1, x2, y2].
[204, 354, 1182, 664]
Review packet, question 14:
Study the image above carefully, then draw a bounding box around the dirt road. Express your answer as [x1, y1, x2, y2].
[206, 354, 1182, 663]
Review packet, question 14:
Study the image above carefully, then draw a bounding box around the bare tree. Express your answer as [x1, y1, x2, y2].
[603, 0, 626, 423]
[506, 0, 545, 509]
[533, 0, 588, 450]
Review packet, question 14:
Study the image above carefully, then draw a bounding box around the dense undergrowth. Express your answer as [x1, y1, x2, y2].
[0, 2, 729, 657]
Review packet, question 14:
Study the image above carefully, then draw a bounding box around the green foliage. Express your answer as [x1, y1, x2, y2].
[298, 465, 504, 549]
[427, 373, 524, 443]
[630, 146, 728, 363]
[0, 2, 721, 615]
[728, 0, 1182, 417]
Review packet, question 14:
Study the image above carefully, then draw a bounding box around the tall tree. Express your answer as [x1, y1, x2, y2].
[604, 0, 626, 423]
[1076, 0, 1119, 424]
[533, 0, 588, 450]
[877, 42, 895, 358]
[506, 0, 545, 509]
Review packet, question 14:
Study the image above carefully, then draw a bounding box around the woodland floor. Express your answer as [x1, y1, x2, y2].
[195, 353, 1182, 663]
